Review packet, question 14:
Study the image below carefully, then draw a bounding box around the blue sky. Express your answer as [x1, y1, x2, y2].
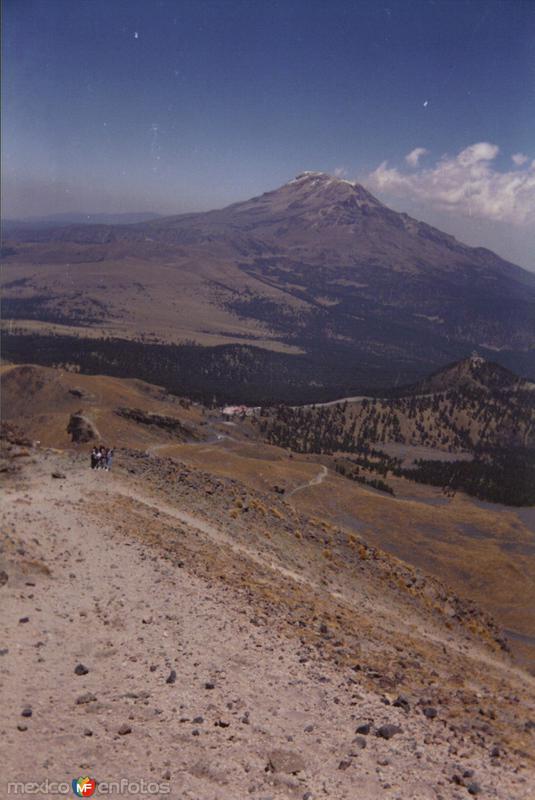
[3, 0, 534, 267]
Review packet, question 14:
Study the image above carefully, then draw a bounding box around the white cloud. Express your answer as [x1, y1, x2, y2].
[456, 142, 499, 165]
[367, 142, 535, 226]
[512, 152, 528, 167]
[405, 147, 428, 167]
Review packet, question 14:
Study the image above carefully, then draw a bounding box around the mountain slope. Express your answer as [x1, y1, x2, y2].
[2, 433, 535, 797]
[2, 173, 534, 398]
[0, 363, 205, 450]
[3, 361, 535, 668]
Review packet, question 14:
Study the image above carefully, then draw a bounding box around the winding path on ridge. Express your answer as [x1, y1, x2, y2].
[287, 465, 328, 498]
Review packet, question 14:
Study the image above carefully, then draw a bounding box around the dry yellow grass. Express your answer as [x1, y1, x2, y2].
[1, 252, 306, 353]
[4, 363, 534, 671]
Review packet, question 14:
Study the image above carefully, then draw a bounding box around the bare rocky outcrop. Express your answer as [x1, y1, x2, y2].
[114, 407, 193, 439]
[0, 422, 34, 448]
[66, 410, 99, 443]
[68, 387, 96, 401]
[0, 422, 35, 474]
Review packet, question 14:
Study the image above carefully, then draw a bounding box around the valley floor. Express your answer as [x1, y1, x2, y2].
[1, 449, 535, 799]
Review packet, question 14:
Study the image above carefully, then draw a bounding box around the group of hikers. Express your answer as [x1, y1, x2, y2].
[90, 446, 114, 471]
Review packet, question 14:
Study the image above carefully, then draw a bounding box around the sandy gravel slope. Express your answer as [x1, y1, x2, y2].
[1, 451, 534, 800]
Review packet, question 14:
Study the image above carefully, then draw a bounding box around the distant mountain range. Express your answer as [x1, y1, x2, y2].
[3, 211, 163, 229]
[2, 172, 534, 400]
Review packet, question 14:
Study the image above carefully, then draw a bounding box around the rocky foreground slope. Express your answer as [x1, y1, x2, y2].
[1, 441, 535, 799]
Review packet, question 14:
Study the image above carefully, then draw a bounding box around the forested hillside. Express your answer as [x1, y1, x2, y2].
[255, 358, 535, 505]
[258, 385, 533, 454]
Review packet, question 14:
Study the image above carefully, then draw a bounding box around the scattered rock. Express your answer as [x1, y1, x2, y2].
[76, 692, 97, 705]
[352, 736, 367, 749]
[83, 729, 93, 737]
[74, 663, 89, 676]
[0, 570, 8, 587]
[338, 759, 351, 770]
[204, 681, 215, 690]
[52, 471, 66, 479]
[355, 722, 371, 735]
[68, 388, 95, 401]
[19, 617, 30, 624]
[123, 690, 150, 700]
[376, 724, 402, 740]
[393, 695, 411, 713]
[192, 716, 204, 724]
[423, 707, 438, 719]
[166, 669, 177, 684]
[467, 783, 481, 796]
[118, 723, 132, 735]
[267, 750, 306, 775]
[21, 707, 32, 718]
[17, 723, 28, 732]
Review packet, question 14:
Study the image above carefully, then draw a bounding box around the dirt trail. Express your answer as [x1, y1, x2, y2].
[60, 463, 535, 681]
[110, 482, 313, 590]
[98, 472, 525, 683]
[287, 465, 328, 498]
[146, 431, 237, 457]
[1, 453, 534, 799]
[294, 395, 370, 409]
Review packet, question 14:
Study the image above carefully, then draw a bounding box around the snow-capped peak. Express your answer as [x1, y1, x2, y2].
[291, 171, 353, 186]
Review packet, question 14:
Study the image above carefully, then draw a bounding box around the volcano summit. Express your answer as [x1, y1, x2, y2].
[2, 173, 534, 402]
